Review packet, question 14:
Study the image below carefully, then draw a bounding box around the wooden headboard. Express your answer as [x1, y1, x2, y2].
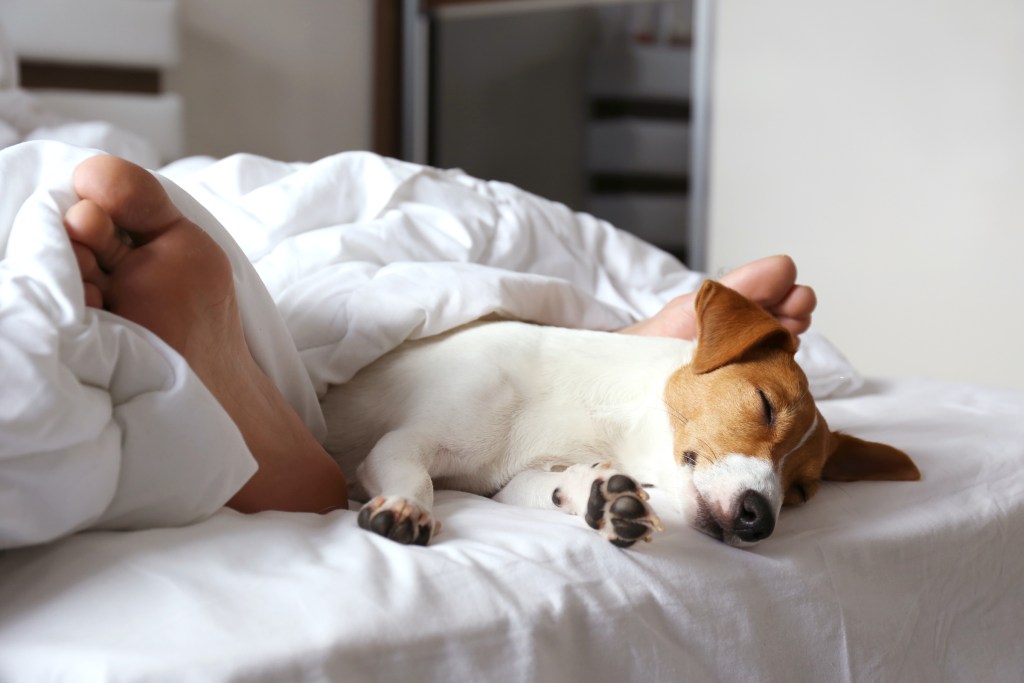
[1, 0, 184, 162]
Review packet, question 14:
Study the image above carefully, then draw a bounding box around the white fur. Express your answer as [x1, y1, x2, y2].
[323, 322, 692, 498]
[778, 412, 819, 472]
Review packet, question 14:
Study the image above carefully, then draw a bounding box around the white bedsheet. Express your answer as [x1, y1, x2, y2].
[1, 377, 1022, 681]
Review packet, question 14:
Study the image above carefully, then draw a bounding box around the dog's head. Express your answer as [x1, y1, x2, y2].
[664, 280, 919, 547]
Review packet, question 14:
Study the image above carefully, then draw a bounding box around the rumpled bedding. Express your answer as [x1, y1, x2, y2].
[1, 141, 1023, 682]
[1, 140, 858, 550]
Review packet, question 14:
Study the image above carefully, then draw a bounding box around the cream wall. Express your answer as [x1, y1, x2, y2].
[166, 0, 372, 161]
[709, 0, 1024, 389]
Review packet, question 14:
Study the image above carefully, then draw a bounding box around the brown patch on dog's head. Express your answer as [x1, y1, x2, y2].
[663, 281, 919, 546]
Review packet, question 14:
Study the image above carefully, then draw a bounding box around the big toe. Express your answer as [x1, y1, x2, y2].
[717, 255, 798, 306]
[64, 199, 132, 273]
[770, 284, 817, 334]
[72, 155, 183, 244]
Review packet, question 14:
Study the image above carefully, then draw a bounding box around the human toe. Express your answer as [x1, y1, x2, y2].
[718, 255, 798, 306]
[64, 199, 132, 273]
[769, 284, 817, 322]
[69, 241, 108, 308]
[72, 155, 182, 238]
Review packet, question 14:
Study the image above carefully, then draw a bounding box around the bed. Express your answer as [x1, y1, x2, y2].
[2, 140, 1023, 682]
[2, 6, 1024, 683]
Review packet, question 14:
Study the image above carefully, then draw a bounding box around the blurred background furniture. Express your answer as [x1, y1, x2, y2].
[1, 0, 183, 163]
[374, 0, 710, 267]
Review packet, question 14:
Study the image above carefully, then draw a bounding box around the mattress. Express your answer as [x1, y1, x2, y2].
[1, 142, 1022, 681]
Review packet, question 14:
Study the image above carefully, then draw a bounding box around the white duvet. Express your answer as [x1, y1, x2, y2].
[1, 142, 1023, 682]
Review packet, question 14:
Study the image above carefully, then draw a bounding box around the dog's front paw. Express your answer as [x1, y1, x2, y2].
[584, 473, 662, 548]
[357, 496, 435, 546]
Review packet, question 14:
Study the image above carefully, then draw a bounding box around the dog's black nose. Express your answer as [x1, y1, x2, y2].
[733, 490, 775, 543]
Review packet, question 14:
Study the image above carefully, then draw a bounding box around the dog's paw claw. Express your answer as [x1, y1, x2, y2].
[357, 496, 434, 546]
[585, 475, 661, 548]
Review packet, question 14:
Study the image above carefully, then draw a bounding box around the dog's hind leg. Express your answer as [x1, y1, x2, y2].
[494, 464, 662, 548]
[356, 429, 437, 545]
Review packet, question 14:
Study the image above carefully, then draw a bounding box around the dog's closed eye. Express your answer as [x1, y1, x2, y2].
[757, 389, 775, 427]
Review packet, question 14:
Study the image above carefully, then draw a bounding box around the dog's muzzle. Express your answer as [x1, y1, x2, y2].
[694, 489, 776, 547]
[732, 490, 775, 544]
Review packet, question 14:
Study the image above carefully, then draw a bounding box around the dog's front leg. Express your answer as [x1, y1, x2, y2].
[494, 464, 662, 548]
[356, 429, 437, 546]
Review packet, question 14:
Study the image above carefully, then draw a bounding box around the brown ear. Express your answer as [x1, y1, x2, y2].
[690, 280, 798, 374]
[822, 433, 921, 482]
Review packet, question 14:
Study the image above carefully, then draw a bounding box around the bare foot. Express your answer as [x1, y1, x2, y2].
[621, 255, 816, 340]
[64, 155, 348, 514]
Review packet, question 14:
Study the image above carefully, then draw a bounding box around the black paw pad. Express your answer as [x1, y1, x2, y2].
[609, 495, 646, 519]
[581, 473, 662, 548]
[552, 487, 564, 507]
[357, 505, 372, 529]
[369, 509, 395, 536]
[586, 479, 607, 529]
[611, 518, 649, 540]
[413, 523, 432, 546]
[606, 474, 638, 494]
[388, 518, 415, 544]
[358, 501, 433, 546]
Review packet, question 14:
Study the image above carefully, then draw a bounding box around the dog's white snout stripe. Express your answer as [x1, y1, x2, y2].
[777, 413, 819, 473]
[691, 453, 781, 522]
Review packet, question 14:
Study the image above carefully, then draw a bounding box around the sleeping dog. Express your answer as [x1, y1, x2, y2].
[322, 281, 920, 548]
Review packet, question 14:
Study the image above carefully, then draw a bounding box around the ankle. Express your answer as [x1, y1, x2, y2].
[223, 368, 349, 513]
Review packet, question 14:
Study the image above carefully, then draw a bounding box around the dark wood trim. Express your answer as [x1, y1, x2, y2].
[590, 98, 690, 121]
[426, 15, 441, 164]
[373, 0, 403, 157]
[590, 173, 689, 194]
[427, 0, 522, 7]
[19, 61, 161, 94]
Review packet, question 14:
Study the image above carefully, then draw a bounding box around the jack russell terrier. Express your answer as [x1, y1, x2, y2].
[322, 281, 920, 548]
